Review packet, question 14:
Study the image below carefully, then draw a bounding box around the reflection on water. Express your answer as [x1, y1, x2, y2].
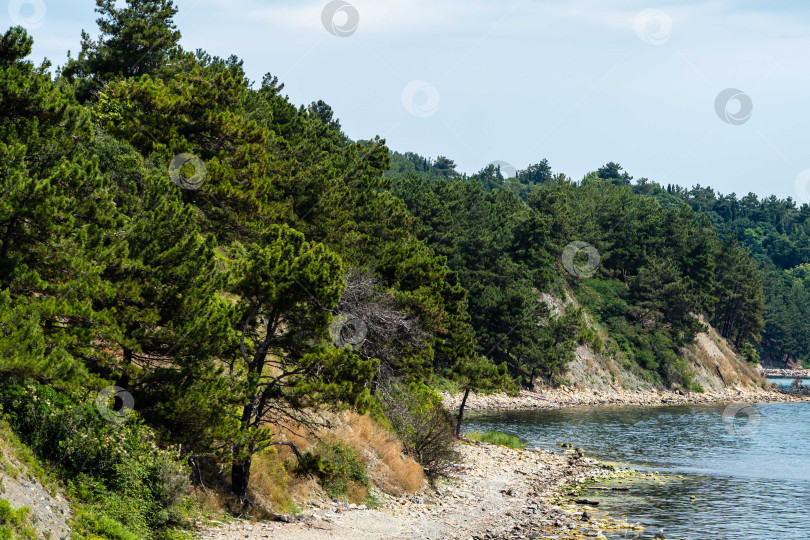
[465, 402, 810, 540]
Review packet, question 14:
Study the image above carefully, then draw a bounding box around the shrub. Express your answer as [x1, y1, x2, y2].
[248, 447, 297, 514]
[0, 500, 36, 540]
[466, 431, 527, 450]
[376, 380, 458, 480]
[295, 440, 368, 502]
[0, 383, 188, 539]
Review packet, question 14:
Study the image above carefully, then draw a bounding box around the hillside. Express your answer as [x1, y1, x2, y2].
[0, 424, 71, 539]
[442, 291, 780, 413]
[545, 291, 763, 394]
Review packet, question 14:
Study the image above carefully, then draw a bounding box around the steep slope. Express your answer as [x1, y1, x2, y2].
[546, 291, 766, 394]
[0, 425, 71, 539]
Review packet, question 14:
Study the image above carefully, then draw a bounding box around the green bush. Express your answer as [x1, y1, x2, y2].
[295, 440, 368, 501]
[0, 500, 36, 540]
[466, 431, 527, 450]
[376, 380, 458, 479]
[0, 383, 189, 539]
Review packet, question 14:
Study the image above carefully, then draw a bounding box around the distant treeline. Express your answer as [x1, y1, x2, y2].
[387, 154, 766, 390]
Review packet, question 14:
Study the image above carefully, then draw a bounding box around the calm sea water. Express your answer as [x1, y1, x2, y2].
[465, 401, 810, 540]
[766, 376, 805, 392]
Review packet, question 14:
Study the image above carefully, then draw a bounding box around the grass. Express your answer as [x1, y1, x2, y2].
[249, 412, 425, 513]
[338, 413, 425, 495]
[465, 430, 528, 450]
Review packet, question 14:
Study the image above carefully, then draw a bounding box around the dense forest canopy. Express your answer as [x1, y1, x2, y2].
[0, 0, 804, 536]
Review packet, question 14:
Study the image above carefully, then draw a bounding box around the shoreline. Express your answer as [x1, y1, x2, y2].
[759, 368, 810, 378]
[196, 442, 640, 540]
[195, 389, 808, 539]
[442, 386, 810, 413]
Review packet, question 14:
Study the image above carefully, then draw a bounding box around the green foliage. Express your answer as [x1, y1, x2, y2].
[0, 500, 36, 540]
[376, 381, 458, 479]
[0, 383, 188, 538]
[295, 441, 368, 501]
[646, 183, 802, 365]
[465, 431, 527, 450]
[62, 0, 183, 102]
[0, 26, 116, 386]
[389, 156, 760, 388]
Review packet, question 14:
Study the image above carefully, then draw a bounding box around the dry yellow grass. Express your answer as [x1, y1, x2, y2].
[196, 411, 425, 515]
[335, 412, 425, 496]
[249, 446, 316, 514]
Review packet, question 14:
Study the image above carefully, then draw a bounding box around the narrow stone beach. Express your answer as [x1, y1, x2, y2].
[195, 442, 634, 540]
[442, 386, 809, 413]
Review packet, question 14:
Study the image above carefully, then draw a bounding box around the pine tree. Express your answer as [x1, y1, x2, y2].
[0, 27, 118, 382]
[61, 0, 182, 101]
[228, 225, 377, 502]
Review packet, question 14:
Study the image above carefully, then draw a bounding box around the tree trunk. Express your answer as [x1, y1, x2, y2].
[231, 447, 252, 504]
[231, 400, 257, 503]
[454, 387, 471, 438]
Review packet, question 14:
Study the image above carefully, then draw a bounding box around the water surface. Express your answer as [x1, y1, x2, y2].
[766, 376, 805, 392]
[465, 402, 810, 539]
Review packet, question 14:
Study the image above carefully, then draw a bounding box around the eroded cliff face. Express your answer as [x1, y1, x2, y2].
[541, 292, 766, 394]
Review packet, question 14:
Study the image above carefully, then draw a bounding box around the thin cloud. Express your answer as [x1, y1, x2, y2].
[246, 0, 495, 36]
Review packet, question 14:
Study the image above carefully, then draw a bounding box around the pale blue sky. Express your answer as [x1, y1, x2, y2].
[8, 0, 810, 200]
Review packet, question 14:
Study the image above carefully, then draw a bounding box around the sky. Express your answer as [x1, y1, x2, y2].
[7, 0, 810, 201]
